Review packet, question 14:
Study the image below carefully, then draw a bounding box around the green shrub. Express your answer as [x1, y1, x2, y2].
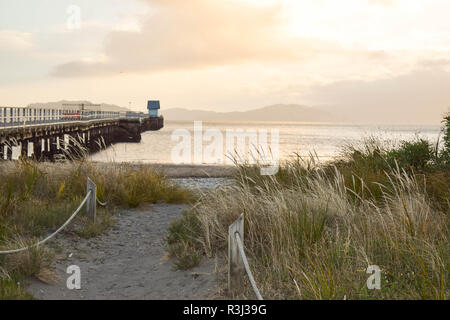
[167, 210, 202, 246]
[167, 240, 203, 271]
[385, 139, 433, 171]
[440, 112, 450, 164]
[166, 210, 204, 269]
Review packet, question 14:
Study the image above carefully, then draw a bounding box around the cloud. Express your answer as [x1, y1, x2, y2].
[368, 0, 396, 6]
[0, 30, 33, 52]
[305, 67, 450, 124]
[419, 58, 450, 69]
[52, 0, 322, 77]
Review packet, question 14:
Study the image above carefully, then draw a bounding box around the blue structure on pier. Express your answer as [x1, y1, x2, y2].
[147, 101, 160, 118]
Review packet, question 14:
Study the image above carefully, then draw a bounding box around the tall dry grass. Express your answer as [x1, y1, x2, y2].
[168, 144, 449, 299]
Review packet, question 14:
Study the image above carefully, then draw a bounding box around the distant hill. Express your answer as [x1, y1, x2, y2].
[27, 100, 129, 112]
[163, 104, 333, 122]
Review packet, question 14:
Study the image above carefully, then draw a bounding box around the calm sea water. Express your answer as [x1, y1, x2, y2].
[90, 120, 441, 164]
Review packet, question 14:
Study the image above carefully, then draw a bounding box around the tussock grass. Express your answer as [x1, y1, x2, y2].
[167, 240, 203, 271]
[74, 208, 116, 239]
[0, 237, 53, 299]
[0, 239, 54, 280]
[168, 124, 450, 299]
[0, 279, 33, 300]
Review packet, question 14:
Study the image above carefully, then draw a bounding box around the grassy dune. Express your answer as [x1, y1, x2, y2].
[0, 160, 194, 299]
[168, 114, 450, 299]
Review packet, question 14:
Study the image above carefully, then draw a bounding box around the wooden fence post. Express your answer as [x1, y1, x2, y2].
[228, 213, 245, 296]
[86, 177, 96, 223]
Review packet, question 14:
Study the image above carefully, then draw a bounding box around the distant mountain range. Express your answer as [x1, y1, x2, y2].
[163, 104, 335, 122]
[28, 100, 129, 112]
[25, 102, 442, 124]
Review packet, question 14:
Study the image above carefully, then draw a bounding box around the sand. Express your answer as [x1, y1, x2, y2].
[1, 161, 236, 179]
[92, 162, 237, 178]
[26, 204, 218, 300]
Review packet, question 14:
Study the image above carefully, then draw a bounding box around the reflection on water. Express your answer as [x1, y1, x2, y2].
[90, 120, 441, 164]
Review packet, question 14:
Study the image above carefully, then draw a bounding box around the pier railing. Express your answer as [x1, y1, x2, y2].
[0, 106, 146, 130]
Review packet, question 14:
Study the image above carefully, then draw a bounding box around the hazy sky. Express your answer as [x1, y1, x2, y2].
[0, 0, 449, 123]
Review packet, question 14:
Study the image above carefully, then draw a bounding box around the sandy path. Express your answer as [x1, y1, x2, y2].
[26, 204, 217, 300]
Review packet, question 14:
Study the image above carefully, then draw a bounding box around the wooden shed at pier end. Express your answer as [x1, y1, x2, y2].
[147, 101, 160, 118]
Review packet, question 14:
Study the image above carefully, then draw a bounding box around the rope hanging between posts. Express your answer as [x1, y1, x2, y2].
[228, 213, 263, 300]
[96, 198, 107, 207]
[235, 232, 264, 300]
[0, 190, 91, 255]
[0, 177, 98, 255]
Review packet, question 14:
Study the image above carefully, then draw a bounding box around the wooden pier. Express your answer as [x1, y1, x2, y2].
[0, 107, 163, 161]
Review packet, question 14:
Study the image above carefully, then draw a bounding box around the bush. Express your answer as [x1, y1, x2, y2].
[440, 112, 450, 164]
[167, 241, 203, 271]
[166, 210, 204, 269]
[386, 139, 434, 171]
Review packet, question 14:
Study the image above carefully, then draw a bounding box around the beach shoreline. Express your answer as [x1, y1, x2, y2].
[90, 162, 237, 178]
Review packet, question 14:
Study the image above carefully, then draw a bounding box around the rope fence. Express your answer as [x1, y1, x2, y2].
[3, 181, 259, 298]
[96, 198, 107, 207]
[0, 177, 101, 255]
[228, 213, 263, 300]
